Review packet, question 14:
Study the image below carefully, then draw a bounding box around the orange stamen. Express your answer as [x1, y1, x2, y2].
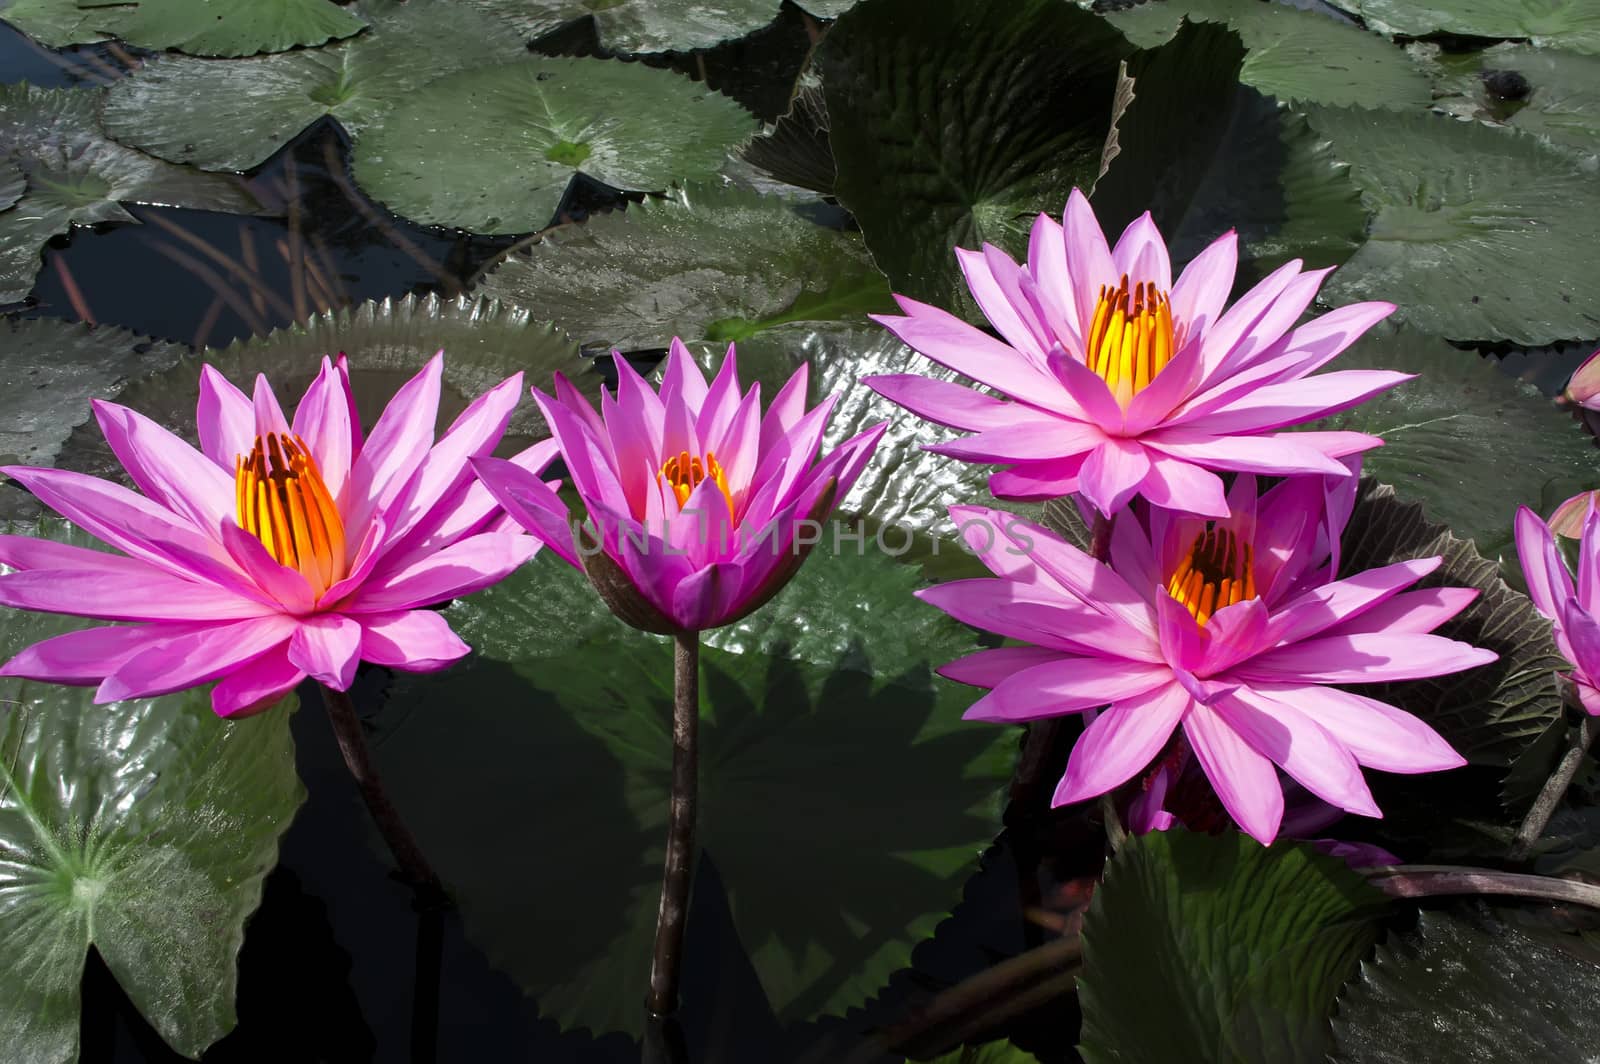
[1165, 526, 1255, 627]
[1087, 275, 1177, 408]
[658, 449, 736, 520]
[235, 432, 348, 597]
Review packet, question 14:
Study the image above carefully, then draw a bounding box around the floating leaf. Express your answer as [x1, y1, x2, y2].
[0, 0, 99, 47]
[1106, 0, 1431, 109]
[101, 0, 527, 172]
[351, 56, 757, 232]
[0, 84, 260, 303]
[1423, 41, 1600, 161]
[927, 1042, 1041, 1064]
[1336, 481, 1566, 775]
[1326, 0, 1600, 55]
[96, 0, 365, 57]
[739, 82, 835, 195]
[1307, 323, 1596, 557]
[0, 157, 22, 211]
[1078, 831, 1386, 1064]
[1331, 910, 1600, 1062]
[52, 294, 589, 488]
[815, 0, 1130, 311]
[374, 548, 1014, 1038]
[0, 318, 184, 520]
[1308, 106, 1600, 345]
[0, 518, 304, 1064]
[473, 184, 891, 352]
[459, 0, 784, 52]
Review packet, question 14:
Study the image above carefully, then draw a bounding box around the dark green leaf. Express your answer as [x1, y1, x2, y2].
[101, 0, 528, 172]
[472, 184, 891, 352]
[351, 56, 757, 232]
[374, 549, 1015, 1037]
[739, 82, 835, 196]
[1077, 830, 1387, 1064]
[8, 0, 368, 56]
[816, 0, 1130, 311]
[1331, 909, 1600, 1063]
[1327, 0, 1600, 55]
[1308, 105, 1600, 345]
[926, 1041, 1041, 1064]
[1106, 0, 1431, 110]
[1421, 41, 1600, 162]
[0, 158, 22, 211]
[0, 519, 304, 1064]
[459, 0, 784, 53]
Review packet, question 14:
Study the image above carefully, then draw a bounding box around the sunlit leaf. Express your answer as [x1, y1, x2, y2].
[1326, 0, 1600, 55]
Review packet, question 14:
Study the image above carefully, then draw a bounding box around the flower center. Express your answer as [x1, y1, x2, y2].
[1165, 526, 1255, 626]
[658, 450, 735, 518]
[1086, 275, 1175, 406]
[235, 433, 347, 596]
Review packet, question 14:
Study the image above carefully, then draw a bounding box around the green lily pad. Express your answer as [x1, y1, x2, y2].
[1326, 0, 1600, 55]
[1093, 22, 1369, 284]
[1106, 0, 1431, 109]
[350, 55, 757, 233]
[1078, 831, 1386, 1064]
[927, 1042, 1041, 1064]
[0, 518, 304, 1064]
[373, 548, 1015, 1037]
[0, 0, 100, 47]
[1331, 910, 1600, 1062]
[1307, 323, 1596, 558]
[97, 0, 366, 57]
[472, 184, 891, 352]
[1423, 42, 1600, 161]
[1310, 105, 1600, 345]
[459, 0, 789, 52]
[0, 84, 261, 303]
[54, 294, 589, 491]
[739, 82, 835, 196]
[100, 0, 528, 172]
[0, 158, 23, 212]
[815, 0, 1131, 312]
[0, 318, 185, 521]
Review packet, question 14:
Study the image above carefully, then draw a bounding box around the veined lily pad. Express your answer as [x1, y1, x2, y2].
[1078, 831, 1386, 1064]
[373, 548, 1015, 1037]
[0, 157, 21, 211]
[101, 0, 528, 172]
[472, 184, 892, 352]
[1307, 323, 1596, 557]
[1309, 105, 1600, 345]
[350, 56, 757, 233]
[54, 294, 589, 491]
[0, 518, 304, 1064]
[815, 0, 1131, 312]
[1422, 42, 1600, 161]
[0, 84, 260, 304]
[0, 0, 366, 55]
[1106, 0, 1431, 109]
[0, 318, 184, 520]
[457, 0, 784, 53]
[1326, 0, 1600, 55]
[1331, 910, 1600, 1062]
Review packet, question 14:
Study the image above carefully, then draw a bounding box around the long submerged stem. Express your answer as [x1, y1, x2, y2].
[1366, 864, 1600, 911]
[318, 684, 444, 900]
[1509, 714, 1600, 861]
[647, 632, 700, 1016]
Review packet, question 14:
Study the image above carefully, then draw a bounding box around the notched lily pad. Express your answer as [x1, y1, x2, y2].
[350, 55, 757, 233]
[0, 518, 305, 1064]
[472, 183, 891, 352]
[459, 0, 785, 53]
[0, 0, 366, 55]
[1422, 41, 1600, 162]
[1327, 0, 1600, 56]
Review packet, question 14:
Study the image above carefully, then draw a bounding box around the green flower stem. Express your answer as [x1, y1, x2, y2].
[1509, 712, 1600, 862]
[318, 683, 444, 900]
[647, 632, 700, 1016]
[1366, 864, 1600, 911]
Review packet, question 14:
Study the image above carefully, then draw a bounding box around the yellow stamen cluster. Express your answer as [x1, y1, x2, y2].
[1166, 526, 1256, 627]
[1086, 275, 1175, 406]
[659, 450, 735, 518]
[235, 433, 347, 596]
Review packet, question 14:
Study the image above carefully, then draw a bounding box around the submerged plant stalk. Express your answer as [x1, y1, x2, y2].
[648, 632, 701, 1015]
[319, 684, 444, 899]
[1509, 714, 1599, 861]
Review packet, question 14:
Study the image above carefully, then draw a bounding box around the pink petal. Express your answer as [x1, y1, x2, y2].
[1193, 258, 1304, 384]
[0, 622, 197, 684]
[196, 364, 255, 469]
[1174, 371, 1412, 435]
[1046, 348, 1125, 428]
[1562, 598, 1600, 687]
[1249, 682, 1465, 773]
[0, 568, 275, 622]
[1216, 687, 1380, 817]
[1205, 267, 1331, 383]
[1142, 430, 1353, 476]
[92, 400, 235, 540]
[964, 656, 1172, 721]
[96, 615, 296, 702]
[291, 356, 356, 502]
[347, 531, 536, 612]
[250, 374, 292, 437]
[927, 420, 1105, 463]
[1237, 632, 1498, 684]
[988, 456, 1087, 500]
[1026, 211, 1080, 343]
[936, 645, 1064, 688]
[1182, 702, 1284, 845]
[957, 244, 1048, 360]
[1139, 456, 1229, 517]
[470, 455, 578, 568]
[1109, 211, 1172, 291]
[980, 508, 1157, 634]
[1325, 587, 1479, 637]
[1052, 681, 1189, 806]
[219, 522, 316, 613]
[533, 387, 631, 517]
[211, 646, 304, 719]
[696, 345, 744, 448]
[863, 374, 1023, 432]
[0, 534, 180, 577]
[760, 362, 810, 452]
[344, 353, 443, 536]
[1077, 439, 1152, 517]
[358, 610, 471, 672]
[1516, 505, 1572, 622]
[658, 338, 709, 412]
[1062, 188, 1115, 334]
[1268, 558, 1440, 646]
[288, 613, 362, 690]
[1168, 229, 1237, 344]
[916, 580, 1160, 661]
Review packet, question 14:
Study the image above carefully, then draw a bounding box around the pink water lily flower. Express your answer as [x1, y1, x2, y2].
[1517, 497, 1600, 714]
[923, 474, 1493, 844]
[0, 353, 556, 718]
[866, 188, 1408, 517]
[472, 340, 886, 633]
